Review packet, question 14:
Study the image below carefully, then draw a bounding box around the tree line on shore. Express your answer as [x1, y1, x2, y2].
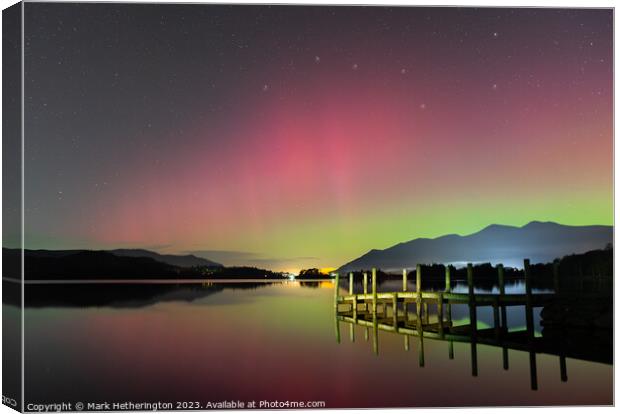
[299, 246, 612, 292]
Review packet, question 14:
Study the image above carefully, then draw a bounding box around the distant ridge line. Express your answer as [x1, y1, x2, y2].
[337, 221, 612, 272]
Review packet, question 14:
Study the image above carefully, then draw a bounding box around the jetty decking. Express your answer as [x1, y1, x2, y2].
[333, 259, 608, 391]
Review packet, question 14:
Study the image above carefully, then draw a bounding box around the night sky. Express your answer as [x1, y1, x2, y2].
[22, 4, 612, 272]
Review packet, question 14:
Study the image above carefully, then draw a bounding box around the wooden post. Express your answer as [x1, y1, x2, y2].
[363, 272, 369, 312]
[352, 295, 357, 345]
[498, 263, 509, 370]
[467, 263, 477, 330]
[416, 264, 422, 326]
[404, 335, 410, 351]
[560, 355, 567, 382]
[333, 273, 340, 311]
[529, 350, 538, 390]
[372, 308, 379, 356]
[349, 272, 354, 295]
[364, 327, 369, 342]
[470, 336, 478, 377]
[467, 263, 475, 297]
[372, 268, 377, 313]
[524, 259, 534, 333]
[498, 264, 507, 332]
[438, 292, 444, 338]
[469, 284, 478, 377]
[418, 333, 425, 368]
[498, 264, 505, 295]
[423, 302, 429, 325]
[392, 292, 398, 327]
[524, 259, 532, 295]
[559, 319, 567, 381]
[447, 300, 453, 360]
[334, 314, 341, 344]
[416, 264, 424, 367]
[445, 266, 452, 334]
[524, 259, 538, 390]
[416, 264, 422, 293]
[403, 268, 408, 291]
[493, 298, 500, 339]
[467, 263, 478, 377]
[499, 264, 509, 371]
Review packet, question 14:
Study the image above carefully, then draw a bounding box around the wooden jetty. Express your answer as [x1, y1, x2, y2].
[334, 259, 609, 391]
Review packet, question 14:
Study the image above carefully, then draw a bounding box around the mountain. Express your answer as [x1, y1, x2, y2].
[110, 249, 222, 268]
[337, 221, 613, 272]
[3, 248, 222, 268]
[2, 248, 222, 280]
[3, 249, 186, 280]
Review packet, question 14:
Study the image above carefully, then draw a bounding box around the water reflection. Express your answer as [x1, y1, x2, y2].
[335, 285, 611, 392]
[7, 279, 613, 407]
[3, 279, 328, 309]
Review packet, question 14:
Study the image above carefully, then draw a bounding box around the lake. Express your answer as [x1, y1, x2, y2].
[8, 280, 614, 408]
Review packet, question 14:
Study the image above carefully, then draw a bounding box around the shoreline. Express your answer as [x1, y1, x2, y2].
[3, 277, 333, 285]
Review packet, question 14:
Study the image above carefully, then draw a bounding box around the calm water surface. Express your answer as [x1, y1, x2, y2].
[18, 280, 612, 407]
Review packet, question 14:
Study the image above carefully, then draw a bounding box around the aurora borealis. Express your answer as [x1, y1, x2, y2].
[22, 4, 612, 272]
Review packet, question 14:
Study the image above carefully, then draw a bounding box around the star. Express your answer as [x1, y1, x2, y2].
[492, 83, 498, 90]
[493, 32, 499, 38]
[262, 84, 269, 92]
[314, 55, 320, 63]
[352, 63, 358, 70]
[420, 103, 426, 110]
[400, 68, 407, 74]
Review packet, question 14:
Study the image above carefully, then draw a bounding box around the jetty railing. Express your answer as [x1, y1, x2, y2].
[333, 259, 606, 391]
